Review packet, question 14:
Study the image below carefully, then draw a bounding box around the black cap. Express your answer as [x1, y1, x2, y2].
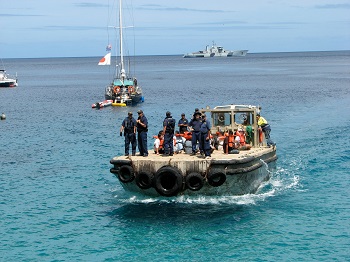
[166, 111, 171, 116]
[181, 113, 185, 116]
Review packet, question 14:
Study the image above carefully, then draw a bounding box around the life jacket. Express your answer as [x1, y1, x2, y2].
[228, 135, 236, 148]
[182, 131, 192, 140]
[153, 136, 164, 149]
[236, 131, 246, 146]
[259, 129, 263, 143]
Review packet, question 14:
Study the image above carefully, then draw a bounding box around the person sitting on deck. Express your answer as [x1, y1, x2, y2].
[235, 126, 252, 150]
[174, 131, 186, 154]
[154, 132, 164, 155]
[223, 130, 240, 154]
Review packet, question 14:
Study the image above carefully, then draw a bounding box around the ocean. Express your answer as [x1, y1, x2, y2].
[1, 51, 349, 261]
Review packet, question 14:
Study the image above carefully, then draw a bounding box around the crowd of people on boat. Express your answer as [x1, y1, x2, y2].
[119, 108, 275, 158]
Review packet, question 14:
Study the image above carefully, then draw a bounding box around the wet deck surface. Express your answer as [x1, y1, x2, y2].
[112, 146, 275, 162]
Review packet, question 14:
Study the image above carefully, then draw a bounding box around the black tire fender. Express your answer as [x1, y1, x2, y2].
[136, 171, 154, 189]
[118, 165, 135, 183]
[185, 172, 204, 191]
[207, 171, 226, 187]
[154, 166, 183, 197]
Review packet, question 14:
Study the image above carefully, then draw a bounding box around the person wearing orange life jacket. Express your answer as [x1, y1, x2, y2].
[154, 132, 164, 155]
[224, 130, 239, 154]
[235, 126, 252, 150]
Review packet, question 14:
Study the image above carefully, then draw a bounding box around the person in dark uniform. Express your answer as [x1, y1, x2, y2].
[178, 113, 188, 134]
[189, 111, 202, 155]
[191, 108, 202, 120]
[120, 112, 137, 156]
[162, 111, 176, 156]
[136, 110, 148, 157]
[199, 113, 212, 159]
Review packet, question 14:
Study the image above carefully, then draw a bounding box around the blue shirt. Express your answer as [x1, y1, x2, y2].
[200, 119, 211, 134]
[189, 118, 202, 132]
[137, 115, 148, 132]
[122, 117, 137, 133]
[178, 118, 188, 133]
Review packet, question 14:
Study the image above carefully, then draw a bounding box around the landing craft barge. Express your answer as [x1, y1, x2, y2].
[110, 105, 277, 197]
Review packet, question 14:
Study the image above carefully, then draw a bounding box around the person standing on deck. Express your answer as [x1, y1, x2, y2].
[178, 113, 188, 134]
[136, 110, 148, 157]
[120, 112, 137, 156]
[256, 113, 276, 147]
[199, 113, 212, 159]
[189, 111, 203, 155]
[162, 111, 176, 156]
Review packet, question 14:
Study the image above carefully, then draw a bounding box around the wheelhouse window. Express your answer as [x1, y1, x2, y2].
[213, 112, 231, 126]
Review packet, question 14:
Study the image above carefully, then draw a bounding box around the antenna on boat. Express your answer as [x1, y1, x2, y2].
[119, 0, 125, 81]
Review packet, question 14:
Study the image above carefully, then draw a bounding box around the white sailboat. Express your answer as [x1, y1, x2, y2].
[99, 0, 143, 106]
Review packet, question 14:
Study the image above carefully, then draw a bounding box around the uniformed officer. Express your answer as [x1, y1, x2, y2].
[120, 112, 137, 156]
[162, 111, 176, 156]
[199, 113, 212, 158]
[189, 111, 202, 155]
[178, 113, 188, 133]
[136, 110, 149, 157]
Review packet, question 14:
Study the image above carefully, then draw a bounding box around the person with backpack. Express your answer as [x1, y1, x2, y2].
[162, 111, 176, 156]
[120, 112, 137, 156]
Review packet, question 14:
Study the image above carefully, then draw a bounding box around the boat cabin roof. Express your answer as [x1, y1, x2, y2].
[113, 79, 134, 86]
[201, 104, 262, 147]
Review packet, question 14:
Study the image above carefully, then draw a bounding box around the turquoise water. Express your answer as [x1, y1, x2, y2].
[1, 52, 349, 261]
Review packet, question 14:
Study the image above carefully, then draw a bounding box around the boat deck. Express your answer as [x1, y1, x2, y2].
[111, 146, 275, 164]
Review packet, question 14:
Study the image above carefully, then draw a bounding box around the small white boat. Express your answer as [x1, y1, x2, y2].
[184, 41, 248, 58]
[0, 69, 18, 88]
[91, 100, 113, 109]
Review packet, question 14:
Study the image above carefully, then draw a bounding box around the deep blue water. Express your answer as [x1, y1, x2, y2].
[1, 51, 350, 261]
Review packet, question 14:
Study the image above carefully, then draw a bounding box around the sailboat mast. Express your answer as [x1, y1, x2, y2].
[119, 0, 125, 77]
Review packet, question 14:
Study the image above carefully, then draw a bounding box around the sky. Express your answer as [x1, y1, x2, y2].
[1, 0, 349, 58]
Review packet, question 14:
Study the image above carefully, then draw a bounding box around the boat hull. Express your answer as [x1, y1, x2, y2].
[110, 146, 277, 197]
[0, 80, 18, 87]
[183, 50, 248, 58]
[104, 82, 143, 105]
